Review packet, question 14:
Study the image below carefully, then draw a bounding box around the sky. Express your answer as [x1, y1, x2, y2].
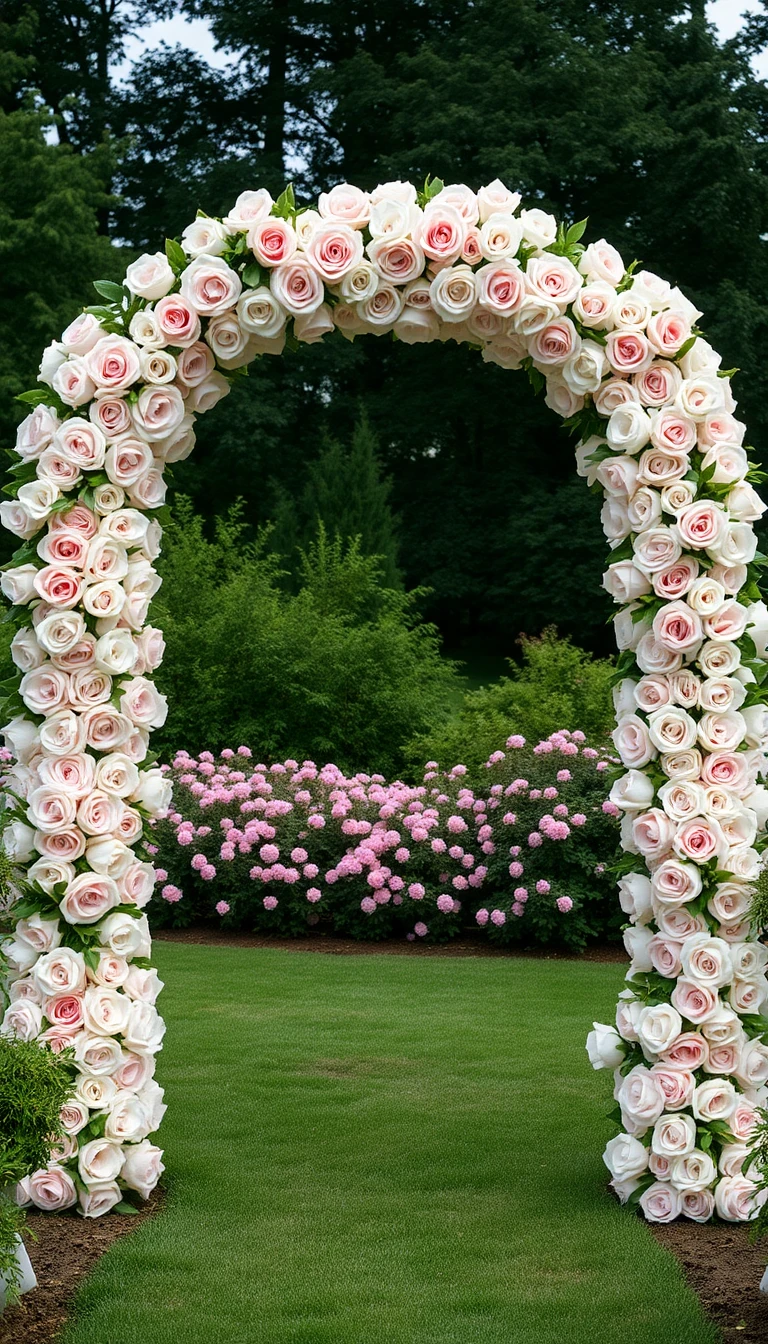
[114, 1, 768, 81]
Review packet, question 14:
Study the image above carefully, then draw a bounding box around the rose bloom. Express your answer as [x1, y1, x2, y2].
[179, 254, 242, 315]
[672, 499, 727, 551]
[417, 203, 466, 264]
[60, 872, 121, 925]
[529, 318, 579, 366]
[651, 858, 702, 907]
[671, 977, 719, 1024]
[248, 217, 298, 267]
[626, 487, 665, 535]
[269, 258, 325, 316]
[85, 336, 141, 393]
[154, 294, 201, 347]
[572, 280, 616, 329]
[305, 221, 363, 282]
[639, 1183, 681, 1224]
[652, 601, 702, 653]
[632, 808, 676, 861]
[634, 361, 682, 407]
[477, 261, 525, 316]
[606, 330, 652, 375]
[649, 1065, 695, 1111]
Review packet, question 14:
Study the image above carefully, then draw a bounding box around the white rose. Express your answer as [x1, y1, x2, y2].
[617, 872, 653, 924]
[78, 1138, 124, 1188]
[692, 1078, 738, 1122]
[125, 252, 175, 300]
[120, 1140, 164, 1200]
[617, 1065, 665, 1135]
[606, 402, 652, 455]
[123, 999, 166, 1054]
[586, 1022, 626, 1070]
[637, 1004, 683, 1056]
[651, 1112, 696, 1157]
[603, 1133, 649, 1181]
[670, 1150, 716, 1193]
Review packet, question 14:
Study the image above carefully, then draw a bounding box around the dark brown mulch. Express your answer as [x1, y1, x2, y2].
[0, 1192, 162, 1344]
[651, 1220, 768, 1342]
[153, 924, 628, 961]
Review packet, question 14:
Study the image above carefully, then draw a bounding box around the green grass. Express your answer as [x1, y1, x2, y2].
[62, 946, 717, 1344]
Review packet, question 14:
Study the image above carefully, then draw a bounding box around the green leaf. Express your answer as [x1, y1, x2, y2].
[93, 280, 125, 303]
[271, 185, 296, 219]
[15, 389, 53, 407]
[113, 1200, 140, 1215]
[241, 262, 265, 289]
[566, 218, 588, 245]
[673, 335, 697, 363]
[165, 239, 187, 274]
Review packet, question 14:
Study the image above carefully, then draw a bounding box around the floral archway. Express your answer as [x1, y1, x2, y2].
[3, 177, 767, 1224]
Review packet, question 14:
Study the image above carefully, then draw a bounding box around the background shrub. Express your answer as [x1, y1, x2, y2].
[152, 500, 461, 775]
[404, 629, 616, 779]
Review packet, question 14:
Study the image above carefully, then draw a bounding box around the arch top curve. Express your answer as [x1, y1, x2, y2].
[4, 177, 768, 1226]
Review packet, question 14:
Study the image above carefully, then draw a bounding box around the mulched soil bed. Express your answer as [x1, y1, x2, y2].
[651, 1221, 768, 1343]
[154, 925, 628, 961]
[0, 1192, 162, 1344]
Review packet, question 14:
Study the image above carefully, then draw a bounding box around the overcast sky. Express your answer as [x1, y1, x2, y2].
[114, 1, 768, 81]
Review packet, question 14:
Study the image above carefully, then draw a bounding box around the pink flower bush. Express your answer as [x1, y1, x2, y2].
[148, 733, 616, 951]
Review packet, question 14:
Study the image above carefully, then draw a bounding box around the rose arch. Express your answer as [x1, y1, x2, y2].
[3, 178, 768, 1225]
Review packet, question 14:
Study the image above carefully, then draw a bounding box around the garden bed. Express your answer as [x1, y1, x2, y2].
[0, 1194, 162, 1344]
[651, 1222, 768, 1344]
[153, 925, 627, 960]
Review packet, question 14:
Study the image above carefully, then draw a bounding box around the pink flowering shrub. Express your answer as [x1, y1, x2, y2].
[147, 732, 619, 950]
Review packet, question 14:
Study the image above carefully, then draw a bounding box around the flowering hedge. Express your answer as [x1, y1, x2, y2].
[1, 174, 767, 1225]
[147, 732, 617, 950]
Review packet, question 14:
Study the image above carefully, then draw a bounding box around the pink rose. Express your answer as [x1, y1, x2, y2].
[52, 357, 96, 407]
[649, 409, 697, 455]
[60, 873, 121, 925]
[606, 330, 652, 374]
[525, 254, 582, 307]
[634, 361, 682, 407]
[179, 255, 242, 315]
[154, 294, 201, 347]
[269, 258, 325, 316]
[132, 386, 186, 441]
[248, 217, 298, 267]
[125, 252, 175, 300]
[530, 318, 579, 366]
[671, 977, 719, 1023]
[674, 817, 727, 865]
[672, 500, 726, 551]
[33, 566, 84, 609]
[417, 203, 466, 264]
[15, 404, 60, 461]
[27, 1165, 78, 1211]
[646, 310, 691, 358]
[652, 559, 698, 600]
[477, 261, 525, 316]
[367, 236, 425, 284]
[305, 222, 364, 282]
[639, 1182, 681, 1224]
[85, 336, 142, 393]
[649, 1065, 695, 1111]
[631, 808, 676, 861]
[317, 183, 370, 228]
[652, 601, 702, 653]
[176, 341, 216, 388]
[659, 1031, 709, 1071]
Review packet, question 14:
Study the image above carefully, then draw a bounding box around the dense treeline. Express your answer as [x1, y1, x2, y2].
[2, 1, 768, 658]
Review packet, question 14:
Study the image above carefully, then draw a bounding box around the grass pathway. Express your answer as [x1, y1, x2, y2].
[62, 945, 717, 1344]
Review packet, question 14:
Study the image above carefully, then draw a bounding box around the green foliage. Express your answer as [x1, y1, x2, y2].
[152, 500, 460, 773]
[405, 629, 615, 780]
[0, 103, 122, 454]
[270, 413, 401, 589]
[0, 1036, 75, 1303]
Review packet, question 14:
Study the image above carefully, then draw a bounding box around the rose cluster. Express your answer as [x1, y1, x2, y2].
[581, 278, 768, 1221]
[146, 732, 614, 949]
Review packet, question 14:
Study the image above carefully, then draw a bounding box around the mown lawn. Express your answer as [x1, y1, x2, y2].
[62, 945, 717, 1344]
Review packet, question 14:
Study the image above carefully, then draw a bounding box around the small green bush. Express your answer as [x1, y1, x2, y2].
[404, 629, 615, 780]
[152, 500, 461, 775]
[0, 1035, 75, 1303]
